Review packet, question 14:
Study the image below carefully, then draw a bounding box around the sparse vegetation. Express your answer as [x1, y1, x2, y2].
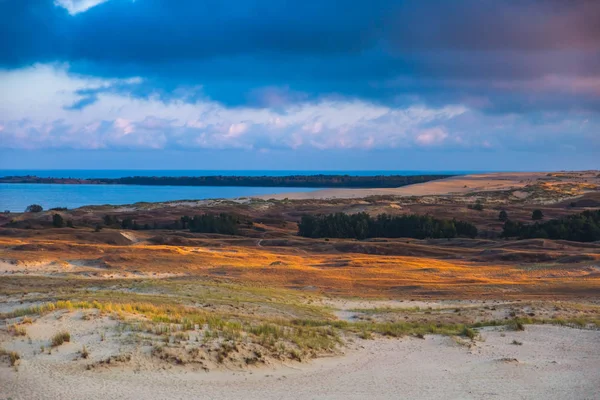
[81, 345, 89, 359]
[0, 349, 21, 367]
[51, 331, 71, 347]
[508, 320, 525, 331]
[9, 323, 27, 336]
[462, 327, 477, 340]
[9, 351, 20, 366]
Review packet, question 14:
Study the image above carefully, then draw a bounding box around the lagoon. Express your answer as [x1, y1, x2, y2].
[0, 183, 318, 212]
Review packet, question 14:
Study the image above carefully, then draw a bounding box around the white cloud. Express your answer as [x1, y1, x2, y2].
[54, 0, 110, 15]
[226, 123, 248, 138]
[1, 63, 596, 153]
[415, 127, 448, 146]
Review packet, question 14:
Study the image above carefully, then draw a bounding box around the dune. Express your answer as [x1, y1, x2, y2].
[2, 325, 598, 400]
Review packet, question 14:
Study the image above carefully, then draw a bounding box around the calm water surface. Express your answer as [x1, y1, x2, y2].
[0, 184, 319, 212]
[0, 170, 478, 212]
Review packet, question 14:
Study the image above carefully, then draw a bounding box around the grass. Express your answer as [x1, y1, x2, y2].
[508, 319, 525, 331]
[51, 331, 71, 347]
[0, 348, 20, 366]
[9, 323, 27, 336]
[462, 327, 477, 340]
[2, 276, 599, 365]
[81, 345, 89, 359]
[4, 228, 598, 300]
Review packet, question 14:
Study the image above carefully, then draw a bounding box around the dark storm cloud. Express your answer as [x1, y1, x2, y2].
[1, 0, 599, 110]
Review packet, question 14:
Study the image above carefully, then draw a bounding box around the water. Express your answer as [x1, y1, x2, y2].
[0, 170, 474, 212]
[0, 183, 321, 212]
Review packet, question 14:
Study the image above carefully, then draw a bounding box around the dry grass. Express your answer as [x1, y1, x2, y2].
[0, 348, 20, 366]
[81, 345, 89, 359]
[1, 234, 598, 298]
[9, 323, 27, 336]
[51, 331, 71, 347]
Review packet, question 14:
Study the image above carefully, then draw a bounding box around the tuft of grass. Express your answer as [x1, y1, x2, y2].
[51, 331, 71, 347]
[10, 323, 27, 336]
[358, 330, 373, 340]
[9, 351, 20, 366]
[511, 340, 523, 346]
[462, 327, 477, 340]
[81, 345, 89, 359]
[0, 349, 21, 366]
[508, 319, 525, 331]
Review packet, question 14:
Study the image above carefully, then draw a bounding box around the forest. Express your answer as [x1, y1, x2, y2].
[298, 212, 478, 239]
[0, 174, 452, 188]
[502, 210, 600, 242]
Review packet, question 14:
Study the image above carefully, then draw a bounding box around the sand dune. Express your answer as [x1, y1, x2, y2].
[2, 325, 598, 400]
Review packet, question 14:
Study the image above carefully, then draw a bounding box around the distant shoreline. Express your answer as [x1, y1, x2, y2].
[0, 174, 454, 189]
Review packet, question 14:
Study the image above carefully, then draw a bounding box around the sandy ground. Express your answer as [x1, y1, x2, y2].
[2, 325, 599, 400]
[259, 171, 599, 200]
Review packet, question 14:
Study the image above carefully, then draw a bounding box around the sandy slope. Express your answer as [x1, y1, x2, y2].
[2, 325, 599, 400]
[259, 171, 600, 200]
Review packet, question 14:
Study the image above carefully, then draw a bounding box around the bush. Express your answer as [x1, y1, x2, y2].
[508, 320, 525, 331]
[468, 200, 484, 211]
[52, 213, 65, 228]
[25, 204, 43, 213]
[462, 327, 477, 340]
[532, 209, 544, 220]
[498, 210, 508, 222]
[51, 331, 71, 347]
[0, 348, 20, 366]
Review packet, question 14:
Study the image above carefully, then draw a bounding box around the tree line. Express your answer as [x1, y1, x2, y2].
[98, 213, 247, 235]
[298, 212, 478, 240]
[180, 213, 248, 234]
[502, 210, 600, 242]
[6, 174, 453, 188]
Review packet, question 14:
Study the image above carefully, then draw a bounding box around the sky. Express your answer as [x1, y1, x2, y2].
[0, 0, 599, 171]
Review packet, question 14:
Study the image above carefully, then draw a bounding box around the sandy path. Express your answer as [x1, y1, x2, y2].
[2, 325, 599, 400]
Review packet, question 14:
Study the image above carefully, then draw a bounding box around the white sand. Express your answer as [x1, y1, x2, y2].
[2, 325, 599, 400]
